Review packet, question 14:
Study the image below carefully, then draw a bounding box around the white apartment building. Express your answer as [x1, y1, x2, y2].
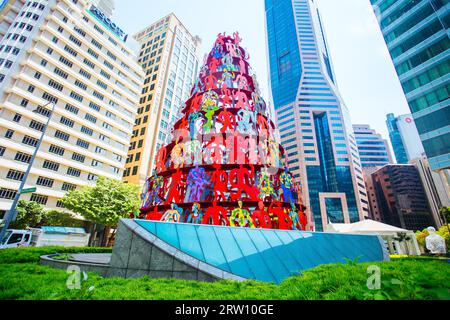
[124, 13, 201, 185]
[0, 0, 143, 214]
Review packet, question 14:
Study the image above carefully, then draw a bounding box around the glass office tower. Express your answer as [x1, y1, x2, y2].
[370, 0, 449, 178]
[265, 0, 368, 231]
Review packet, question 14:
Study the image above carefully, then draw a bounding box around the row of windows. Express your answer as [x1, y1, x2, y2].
[402, 59, 449, 94]
[396, 37, 450, 76]
[409, 83, 450, 113]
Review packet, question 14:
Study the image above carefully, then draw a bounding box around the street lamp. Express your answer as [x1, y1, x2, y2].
[0, 101, 56, 242]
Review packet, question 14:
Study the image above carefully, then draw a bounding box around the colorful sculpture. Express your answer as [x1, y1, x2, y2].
[139, 33, 307, 231]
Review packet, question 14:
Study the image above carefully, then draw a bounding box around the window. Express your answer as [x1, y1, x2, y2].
[14, 152, 31, 163]
[43, 160, 59, 171]
[60, 116, 74, 128]
[5, 130, 14, 139]
[0, 146, 5, 157]
[29, 120, 45, 132]
[80, 126, 93, 136]
[30, 194, 48, 205]
[62, 182, 76, 191]
[76, 139, 89, 149]
[49, 144, 65, 156]
[0, 188, 17, 200]
[67, 167, 81, 177]
[65, 104, 79, 115]
[55, 130, 70, 141]
[35, 105, 52, 117]
[7, 169, 25, 181]
[72, 153, 85, 163]
[22, 135, 38, 147]
[36, 177, 54, 188]
[13, 113, 22, 122]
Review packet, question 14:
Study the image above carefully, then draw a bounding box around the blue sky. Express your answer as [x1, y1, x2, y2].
[113, 0, 411, 141]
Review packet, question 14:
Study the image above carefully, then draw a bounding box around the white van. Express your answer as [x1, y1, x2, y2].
[0, 227, 90, 249]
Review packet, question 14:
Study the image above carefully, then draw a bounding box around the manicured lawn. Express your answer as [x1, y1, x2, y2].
[0, 247, 449, 300]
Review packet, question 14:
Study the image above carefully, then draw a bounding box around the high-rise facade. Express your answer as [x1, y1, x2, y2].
[353, 124, 393, 168]
[0, 0, 143, 214]
[87, 0, 114, 18]
[0, 0, 26, 39]
[386, 113, 425, 163]
[265, 0, 368, 231]
[371, 164, 434, 231]
[371, 0, 449, 177]
[386, 113, 408, 164]
[123, 13, 201, 185]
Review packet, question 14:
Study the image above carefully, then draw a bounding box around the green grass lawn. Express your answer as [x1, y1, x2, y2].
[0, 247, 449, 300]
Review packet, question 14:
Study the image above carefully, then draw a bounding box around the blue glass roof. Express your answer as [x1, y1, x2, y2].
[135, 220, 385, 284]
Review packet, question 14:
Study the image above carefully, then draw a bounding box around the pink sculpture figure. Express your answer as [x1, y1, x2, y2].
[226, 42, 239, 57]
[234, 90, 251, 110]
[165, 169, 184, 204]
[234, 31, 242, 45]
[236, 74, 249, 91]
[216, 32, 226, 45]
[203, 201, 228, 226]
[209, 57, 220, 73]
[229, 165, 259, 201]
[190, 93, 203, 112]
[239, 57, 246, 75]
[155, 146, 167, 173]
[220, 84, 233, 107]
[257, 114, 270, 137]
[204, 74, 217, 90]
[252, 201, 271, 229]
[204, 136, 224, 164]
[225, 132, 239, 164]
[217, 109, 235, 134]
[211, 165, 228, 202]
[248, 137, 259, 164]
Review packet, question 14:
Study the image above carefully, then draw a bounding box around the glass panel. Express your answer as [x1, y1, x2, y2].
[176, 224, 205, 261]
[232, 228, 275, 283]
[196, 226, 229, 271]
[214, 227, 253, 279]
[155, 222, 180, 249]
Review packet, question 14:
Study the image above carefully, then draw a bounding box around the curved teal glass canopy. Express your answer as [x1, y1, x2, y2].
[135, 220, 385, 284]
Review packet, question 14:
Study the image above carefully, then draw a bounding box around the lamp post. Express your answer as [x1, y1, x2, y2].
[0, 101, 56, 243]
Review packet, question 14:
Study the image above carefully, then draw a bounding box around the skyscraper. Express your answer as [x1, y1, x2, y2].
[353, 124, 393, 168]
[371, 0, 449, 182]
[386, 113, 425, 163]
[123, 14, 201, 185]
[88, 0, 115, 18]
[371, 164, 434, 231]
[265, 0, 368, 231]
[0, 0, 143, 214]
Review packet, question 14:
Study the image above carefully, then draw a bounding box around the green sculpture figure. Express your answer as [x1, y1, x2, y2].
[230, 201, 255, 228]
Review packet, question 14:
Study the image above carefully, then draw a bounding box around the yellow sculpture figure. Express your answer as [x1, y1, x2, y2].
[230, 201, 255, 228]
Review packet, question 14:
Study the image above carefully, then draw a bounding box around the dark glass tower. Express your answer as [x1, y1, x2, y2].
[265, 0, 368, 231]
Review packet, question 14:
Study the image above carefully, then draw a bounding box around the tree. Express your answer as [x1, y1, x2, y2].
[42, 210, 84, 228]
[60, 177, 141, 228]
[9, 200, 45, 229]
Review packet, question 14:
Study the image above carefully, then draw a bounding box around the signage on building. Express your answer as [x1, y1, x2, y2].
[88, 5, 127, 41]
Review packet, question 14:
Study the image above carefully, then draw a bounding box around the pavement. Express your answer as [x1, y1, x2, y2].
[69, 253, 111, 265]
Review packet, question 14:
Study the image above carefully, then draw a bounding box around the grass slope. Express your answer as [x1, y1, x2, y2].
[0, 247, 448, 300]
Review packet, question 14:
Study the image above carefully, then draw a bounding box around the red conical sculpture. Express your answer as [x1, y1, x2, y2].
[139, 32, 308, 231]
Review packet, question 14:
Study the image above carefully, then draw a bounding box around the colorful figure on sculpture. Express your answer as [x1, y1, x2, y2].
[230, 201, 255, 228]
[187, 203, 203, 224]
[140, 33, 306, 230]
[252, 201, 271, 229]
[161, 203, 182, 223]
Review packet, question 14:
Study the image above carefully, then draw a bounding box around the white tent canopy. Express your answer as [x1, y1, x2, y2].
[327, 219, 421, 256]
[327, 219, 410, 235]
